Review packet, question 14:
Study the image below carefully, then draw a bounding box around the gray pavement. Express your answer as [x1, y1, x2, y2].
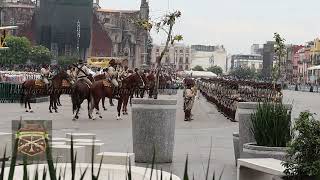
[0, 90, 318, 180]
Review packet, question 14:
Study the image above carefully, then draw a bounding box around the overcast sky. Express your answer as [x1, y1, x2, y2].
[100, 0, 320, 54]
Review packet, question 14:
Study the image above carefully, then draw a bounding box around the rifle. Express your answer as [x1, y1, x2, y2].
[72, 63, 89, 77]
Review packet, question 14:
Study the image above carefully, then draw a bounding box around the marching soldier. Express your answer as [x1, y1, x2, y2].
[183, 80, 196, 121]
[74, 59, 92, 86]
[40, 64, 51, 90]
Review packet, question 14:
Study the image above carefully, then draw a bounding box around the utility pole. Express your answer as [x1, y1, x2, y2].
[76, 19, 81, 59]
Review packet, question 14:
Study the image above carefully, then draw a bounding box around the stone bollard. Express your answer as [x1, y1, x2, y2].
[131, 98, 177, 163]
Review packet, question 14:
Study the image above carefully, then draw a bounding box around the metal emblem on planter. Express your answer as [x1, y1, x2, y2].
[16, 124, 48, 157]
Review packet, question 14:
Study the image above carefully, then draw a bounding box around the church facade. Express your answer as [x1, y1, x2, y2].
[0, 0, 150, 68]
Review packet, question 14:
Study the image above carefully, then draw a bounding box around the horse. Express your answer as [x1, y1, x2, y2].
[20, 71, 71, 113]
[93, 73, 115, 111]
[90, 72, 145, 120]
[70, 75, 94, 121]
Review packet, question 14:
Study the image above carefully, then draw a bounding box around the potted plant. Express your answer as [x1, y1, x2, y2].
[282, 111, 320, 180]
[242, 102, 292, 160]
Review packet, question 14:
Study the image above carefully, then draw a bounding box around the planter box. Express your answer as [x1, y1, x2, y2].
[131, 98, 177, 163]
[243, 143, 287, 160]
[236, 102, 292, 158]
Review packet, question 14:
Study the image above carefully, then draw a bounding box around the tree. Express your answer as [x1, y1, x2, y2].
[136, 10, 183, 99]
[192, 65, 205, 71]
[0, 36, 31, 64]
[229, 67, 256, 80]
[57, 56, 78, 67]
[207, 65, 223, 75]
[273, 33, 286, 83]
[29, 45, 52, 64]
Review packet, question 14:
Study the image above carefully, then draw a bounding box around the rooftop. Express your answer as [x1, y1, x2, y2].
[97, 8, 139, 14]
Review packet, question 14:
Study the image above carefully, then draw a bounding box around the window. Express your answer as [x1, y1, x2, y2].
[165, 57, 170, 63]
[179, 65, 183, 70]
[185, 65, 189, 70]
[185, 57, 189, 64]
[179, 57, 183, 64]
[180, 50, 183, 53]
[104, 18, 110, 23]
[156, 49, 160, 53]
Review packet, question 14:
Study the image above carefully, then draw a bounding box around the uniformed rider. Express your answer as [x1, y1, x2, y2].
[108, 59, 119, 98]
[40, 64, 51, 89]
[74, 59, 92, 86]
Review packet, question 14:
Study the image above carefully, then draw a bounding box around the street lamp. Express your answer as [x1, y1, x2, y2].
[76, 19, 81, 59]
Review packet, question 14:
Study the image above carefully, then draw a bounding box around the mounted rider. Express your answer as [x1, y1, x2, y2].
[40, 64, 51, 89]
[74, 59, 93, 86]
[108, 59, 120, 98]
[119, 66, 129, 80]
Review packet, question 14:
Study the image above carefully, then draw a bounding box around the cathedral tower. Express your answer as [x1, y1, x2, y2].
[140, 0, 149, 20]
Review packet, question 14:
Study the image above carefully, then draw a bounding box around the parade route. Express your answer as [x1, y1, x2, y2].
[0, 90, 320, 179]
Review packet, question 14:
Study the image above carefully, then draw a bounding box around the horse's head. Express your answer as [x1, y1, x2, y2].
[126, 72, 145, 89]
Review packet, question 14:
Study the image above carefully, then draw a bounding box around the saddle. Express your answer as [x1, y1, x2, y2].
[102, 79, 112, 87]
[35, 80, 45, 87]
[62, 80, 70, 87]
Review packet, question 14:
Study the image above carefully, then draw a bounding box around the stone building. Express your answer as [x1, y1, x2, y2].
[191, 45, 228, 73]
[231, 54, 263, 72]
[151, 44, 191, 71]
[0, 0, 150, 68]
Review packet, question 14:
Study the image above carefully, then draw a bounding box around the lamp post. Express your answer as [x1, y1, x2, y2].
[76, 19, 81, 59]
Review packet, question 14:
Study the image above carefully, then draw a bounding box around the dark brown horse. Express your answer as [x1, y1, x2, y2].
[20, 71, 71, 113]
[93, 73, 114, 110]
[90, 72, 145, 120]
[70, 75, 94, 121]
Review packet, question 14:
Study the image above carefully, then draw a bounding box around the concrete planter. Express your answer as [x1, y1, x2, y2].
[243, 143, 287, 160]
[157, 89, 178, 95]
[236, 102, 292, 158]
[233, 132, 240, 166]
[131, 97, 177, 163]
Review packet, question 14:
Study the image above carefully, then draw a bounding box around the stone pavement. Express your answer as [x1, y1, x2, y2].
[0, 90, 318, 179]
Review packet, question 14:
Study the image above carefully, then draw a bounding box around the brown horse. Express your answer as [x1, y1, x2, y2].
[90, 72, 145, 120]
[20, 71, 71, 113]
[93, 73, 114, 110]
[70, 75, 94, 121]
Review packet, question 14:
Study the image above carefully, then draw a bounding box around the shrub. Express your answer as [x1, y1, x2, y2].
[282, 111, 320, 178]
[250, 102, 292, 147]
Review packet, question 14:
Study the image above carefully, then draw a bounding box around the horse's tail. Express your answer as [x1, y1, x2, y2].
[20, 82, 26, 107]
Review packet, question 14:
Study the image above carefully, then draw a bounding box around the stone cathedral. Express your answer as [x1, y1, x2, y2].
[0, 0, 150, 68]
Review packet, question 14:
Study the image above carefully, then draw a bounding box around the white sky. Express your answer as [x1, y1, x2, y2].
[100, 0, 320, 54]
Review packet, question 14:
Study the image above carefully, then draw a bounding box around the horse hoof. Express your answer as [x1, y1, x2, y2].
[103, 108, 107, 111]
[110, 104, 114, 106]
[75, 116, 79, 119]
[72, 118, 76, 121]
[116, 116, 122, 120]
[49, 111, 52, 113]
[25, 110, 29, 112]
[29, 110, 34, 113]
[99, 115, 103, 119]
[96, 112, 99, 115]
[55, 110, 58, 113]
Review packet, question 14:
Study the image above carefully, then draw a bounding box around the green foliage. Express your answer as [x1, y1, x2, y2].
[207, 66, 223, 75]
[29, 45, 52, 65]
[273, 33, 286, 82]
[251, 103, 292, 147]
[229, 67, 257, 80]
[57, 56, 78, 67]
[0, 36, 31, 64]
[192, 65, 205, 71]
[282, 112, 320, 178]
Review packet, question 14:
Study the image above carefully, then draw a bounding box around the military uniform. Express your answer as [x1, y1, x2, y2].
[108, 66, 119, 87]
[75, 63, 92, 86]
[40, 67, 50, 85]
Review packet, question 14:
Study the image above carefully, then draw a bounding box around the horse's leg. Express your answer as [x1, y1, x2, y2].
[49, 95, 53, 113]
[102, 97, 107, 111]
[109, 98, 114, 106]
[28, 97, 33, 113]
[88, 98, 93, 119]
[117, 98, 123, 120]
[57, 95, 62, 106]
[123, 96, 129, 115]
[54, 95, 58, 113]
[24, 95, 28, 112]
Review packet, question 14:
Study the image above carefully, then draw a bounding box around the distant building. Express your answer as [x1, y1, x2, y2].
[262, 41, 275, 78]
[251, 44, 263, 55]
[151, 44, 191, 71]
[231, 54, 263, 71]
[0, 0, 150, 68]
[190, 45, 228, 73]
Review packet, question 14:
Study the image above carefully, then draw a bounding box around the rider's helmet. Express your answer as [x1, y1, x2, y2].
[109, 59, 116, 67]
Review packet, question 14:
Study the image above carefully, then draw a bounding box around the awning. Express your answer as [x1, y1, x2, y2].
[307, 65, 320, 70]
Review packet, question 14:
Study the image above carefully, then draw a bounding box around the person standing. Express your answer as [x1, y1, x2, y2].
[183, 82, 195, 121]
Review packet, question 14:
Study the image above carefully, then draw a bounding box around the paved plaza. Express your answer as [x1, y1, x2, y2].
[0, 90, 319, 179]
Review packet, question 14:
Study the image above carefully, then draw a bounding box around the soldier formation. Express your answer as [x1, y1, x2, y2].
[198, 78, 283, 120]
